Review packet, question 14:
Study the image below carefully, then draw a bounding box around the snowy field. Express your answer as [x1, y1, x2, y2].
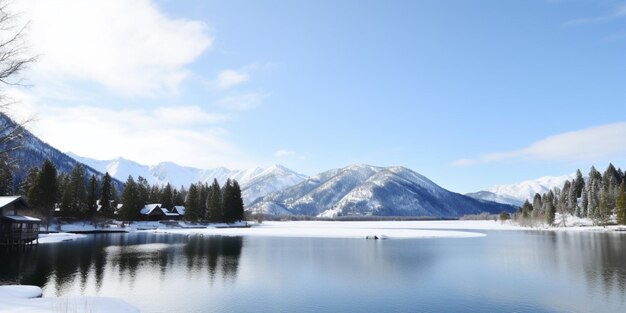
[39, 218, 626, 242]
[153, 220, 499, 239]
[0, 286, 139, 313]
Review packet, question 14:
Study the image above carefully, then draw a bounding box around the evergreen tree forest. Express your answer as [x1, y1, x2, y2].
[3, 158, 246, 223]
[516, 164, 626, 226]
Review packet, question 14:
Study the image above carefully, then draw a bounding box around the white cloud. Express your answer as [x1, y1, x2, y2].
[16, 0, 213, 96]
[218, 92, 268, 111]
[452, 122, 626, 167]
[274, 149, 296, 157]
[7, 88, 249, 169]
[216, 70, 249, 89]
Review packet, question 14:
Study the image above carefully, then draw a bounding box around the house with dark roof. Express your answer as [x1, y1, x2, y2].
[0, 196, 41, 247]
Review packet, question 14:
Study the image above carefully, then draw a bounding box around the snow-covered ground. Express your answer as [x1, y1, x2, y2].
[0, 286, 139, 313]
[38, 232, 86, 243]
[153, 221, 491, 239]
[36, 218, 626, 243]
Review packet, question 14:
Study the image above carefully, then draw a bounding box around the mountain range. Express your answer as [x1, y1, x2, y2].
[68, 153, 308, 205]
[2, 112, 518, 217]
[249, 164, 515, 217]
[466, 174, 576, 206]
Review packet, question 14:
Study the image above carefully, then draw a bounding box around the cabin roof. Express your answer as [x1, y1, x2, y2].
[173, 206, 185, 215]
[140, 204, 162, 215]
[0, 196, 28, 209]
[2, 215, 41, 223]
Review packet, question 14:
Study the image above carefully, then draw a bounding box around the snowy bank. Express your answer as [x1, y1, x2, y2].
[0, 285, 139, 313]
[154, 221, 488, 239]
[38, 232, 86, 244]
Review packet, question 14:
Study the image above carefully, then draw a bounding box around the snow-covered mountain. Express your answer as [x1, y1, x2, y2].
[464, 191, 524, 207]
[67, 153, 307, 204]
[249, 164, 515, 217]
[467, 174, 576, 206]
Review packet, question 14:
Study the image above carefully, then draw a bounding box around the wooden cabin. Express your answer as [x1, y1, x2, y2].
[0, 196, 41, 247]
[140, 204, 167, 221]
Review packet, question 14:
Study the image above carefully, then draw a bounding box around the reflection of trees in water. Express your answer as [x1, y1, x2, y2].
[523, 231, 626, 297]
[184, 235, 243, 281]
[0, 233, 244, 296]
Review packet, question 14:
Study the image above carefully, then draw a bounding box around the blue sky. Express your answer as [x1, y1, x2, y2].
[9, 0, 626, 193]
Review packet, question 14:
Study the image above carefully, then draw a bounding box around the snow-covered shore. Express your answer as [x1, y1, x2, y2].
[0, 286, 139, 313]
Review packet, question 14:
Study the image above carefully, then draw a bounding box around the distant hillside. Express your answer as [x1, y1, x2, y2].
[0, 113, 124, 192]
[467, 174, 578, 206]
[249, 164, 516, 218]
[69, 153, 307, 204]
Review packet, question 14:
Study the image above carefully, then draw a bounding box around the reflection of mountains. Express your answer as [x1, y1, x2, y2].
[0, 233, 243, 296]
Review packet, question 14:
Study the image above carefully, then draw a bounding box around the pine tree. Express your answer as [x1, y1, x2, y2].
[532, 193, 543, 217]
[573, 169, 585, 198]
[521, 199, 533, 218]
[232, 180, 245, 221]
[32, 160, 58, 230]
[160, 183, 174, 210]
[100, 172, 114, 217]
[149, 184, 161, 203]
[615, 182, 626, 225]
[173, 188, 184, 206]
[199, 183, 209, 220]
[581, 187, 589, 217]
[544, 190, 555, 225]
[206, 179, 222, 222]
[86, 175, 98, 219]
[136, 176, 150, 206]
[595, 187, 612, 226]
[221, 179, 234, 222]
[68, 164, 86, 216]
[185, 183, 201, 221]
[120, 176, 141, 221]
[0, 160, 13, 195]
[19, 167, 39, 200]
[567, 180, 578, 215]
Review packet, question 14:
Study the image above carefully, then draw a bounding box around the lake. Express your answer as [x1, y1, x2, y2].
[1, 228, 626, 312]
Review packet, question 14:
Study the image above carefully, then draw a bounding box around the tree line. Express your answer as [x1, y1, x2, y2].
[516, 164, 626, 226]
[119, 175, 244, 223]
[0, 159, 245, 225]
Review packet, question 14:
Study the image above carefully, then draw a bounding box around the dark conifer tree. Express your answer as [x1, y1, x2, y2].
[121, 176, 141, 221]
[86, 175, 98, 219]
[0, 160, 13, 195]
[616, 182, 626, 225]
[136, 176, 150, 206]
[521, 199, 533, 218]
[160, 183, 174, 210]
[100, 172, 114, 217]
[20, 167, 39, 200]
[173, 188, 184, 206]
[532, 193, 543, 217]
[68, 164, 86, 216]
[185, 183, 201, 221]
[206, 179, 222, 222]
[232, 180, 245, 221]
[32, 159, 58, 230]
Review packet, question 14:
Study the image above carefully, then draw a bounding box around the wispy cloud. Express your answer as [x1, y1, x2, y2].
[218, 92, 269, 111]
[16, 0, 213, 96]
[216, 70, 249, 89]
[452, 122, 626, 167]
[7, 88, 249, 169]
[563, 4, 626, 26]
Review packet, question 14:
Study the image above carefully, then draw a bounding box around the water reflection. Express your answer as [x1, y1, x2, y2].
[0, 233, 243, 296]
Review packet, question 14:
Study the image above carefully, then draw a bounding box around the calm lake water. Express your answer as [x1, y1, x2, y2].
[1, 229, 626, 312]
